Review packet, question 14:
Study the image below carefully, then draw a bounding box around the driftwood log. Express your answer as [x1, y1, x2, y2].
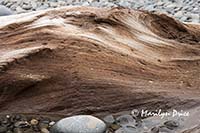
[0, 7, 200, 123]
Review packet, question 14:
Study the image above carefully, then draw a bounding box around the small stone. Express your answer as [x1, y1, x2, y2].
[32, 125, 40, 132]
[22, 4, 32, 10]
[7, 124, 14, 131]
[49, 121, 55, 126]
[115, 127, 125, 133]
[103, 115, 115, 125]
[15, 115, 21, 121]
[30, 1, 37, 9]
[57, 1, 66, 6]
[149, 80, 153, 84]
[116, 115, 135, 126]
[151, 127, 159, 133]
[39, 123, 49, 129]
[5, 2, 13, 8]
[23, 128, 33, 133]
[110, 123, 120, 130]
[123, 125, 137, 132]
[6, 115, 10, 119]
[191, 14, 199, 22]
[105, 129, 112, 133]
[115, 126, 138, 133]
[164, 120, 179, 130]
[0, 126, 7, 133]
[50, 115, 106, 133]
[166, 3, 178, 9]
[48, 2, 58, 8]
[10, 116, 15, 123]
[159, 126, 173, 133]
[193, 7, 199, 13]
[82, 1, 90, 6]
[16, 6, 26, 13]
[182, 5, 189, 10]
[14, 121, 30, 128]
[2, 119, 9, 125]
[36, 4, 49, 11]
[0, 5, 13, 16]
[174, 11, 183, 19]
[118, 1, 130, 7]
[157, 1, 165, 6]
[41, 119, 50, 124]
[180, 16, 188, 22]
[13, 128, 23, 133]
[30, 119, 38, 126]
[144, 5, 155, 11]
[87, 0, 95, 3]
[41, 128, 49, 133]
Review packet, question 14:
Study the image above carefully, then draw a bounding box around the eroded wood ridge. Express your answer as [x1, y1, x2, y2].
[0, 7, 199, 118]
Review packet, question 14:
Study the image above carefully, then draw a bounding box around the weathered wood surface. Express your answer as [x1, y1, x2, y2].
[0, 7, 200, 121]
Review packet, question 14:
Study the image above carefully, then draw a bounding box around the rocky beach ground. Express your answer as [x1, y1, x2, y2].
[0, 0, 200, 23]
[0, 114, 57, 133]
[0, 1, 200, 133]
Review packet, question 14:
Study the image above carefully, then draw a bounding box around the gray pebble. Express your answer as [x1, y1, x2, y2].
[0, 5, 13, 16]
[50, 115, 106, 133]
[0, 126, 7, 133]
[22, 4, 32, 10]
[14, 121, 30, 128]
[151, 126, 159, 133]
[164, 120, 179, 130]
[116, 115, 135, 126]
[16, 6, 26, 13]
[103, 115, 115, 125]
[159, 126, 173, 133]
[174, 11, 183, 18]
[115, 126, 138, 133]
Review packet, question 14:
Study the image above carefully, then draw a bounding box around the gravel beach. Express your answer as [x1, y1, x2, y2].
[0, 0, 200, 23]
[0, 1, 200, 133]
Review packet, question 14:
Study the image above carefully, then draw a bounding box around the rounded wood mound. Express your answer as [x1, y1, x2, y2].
[0, 7, 200, 120]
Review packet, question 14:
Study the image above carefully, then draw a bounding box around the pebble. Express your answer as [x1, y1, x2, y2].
[16, 6, 26, 13]
[159, 126, 173, 133]
[180, 16, 188, 22]
[49, 2, 58, 8]
[0, 126, 7, 133]
[49, 121, 55, 126]
[22, 4, 32, 10]
[0, 5, 13, 16]
[31, 1, 38, 9]
[30, 119, 39, 126]
[191, 14, 199, 22]
[110, 123, 120, 130]
[151, 126, 159, 133]
[103, 115, 115, 125]
[13, 128, 23, 133]
[174, 11, 183, 18]
[164, 120, 179, 130]
[14, 121, 30, 128]
[39, 123, 49, 129]
[15, 115, 21, 121]
[6, 115, 10, 119]
[50, 115, 106, 133]
[41, 128, 50, 133]
[116, 114, 135, 126]
[115, 126, 138, 133]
